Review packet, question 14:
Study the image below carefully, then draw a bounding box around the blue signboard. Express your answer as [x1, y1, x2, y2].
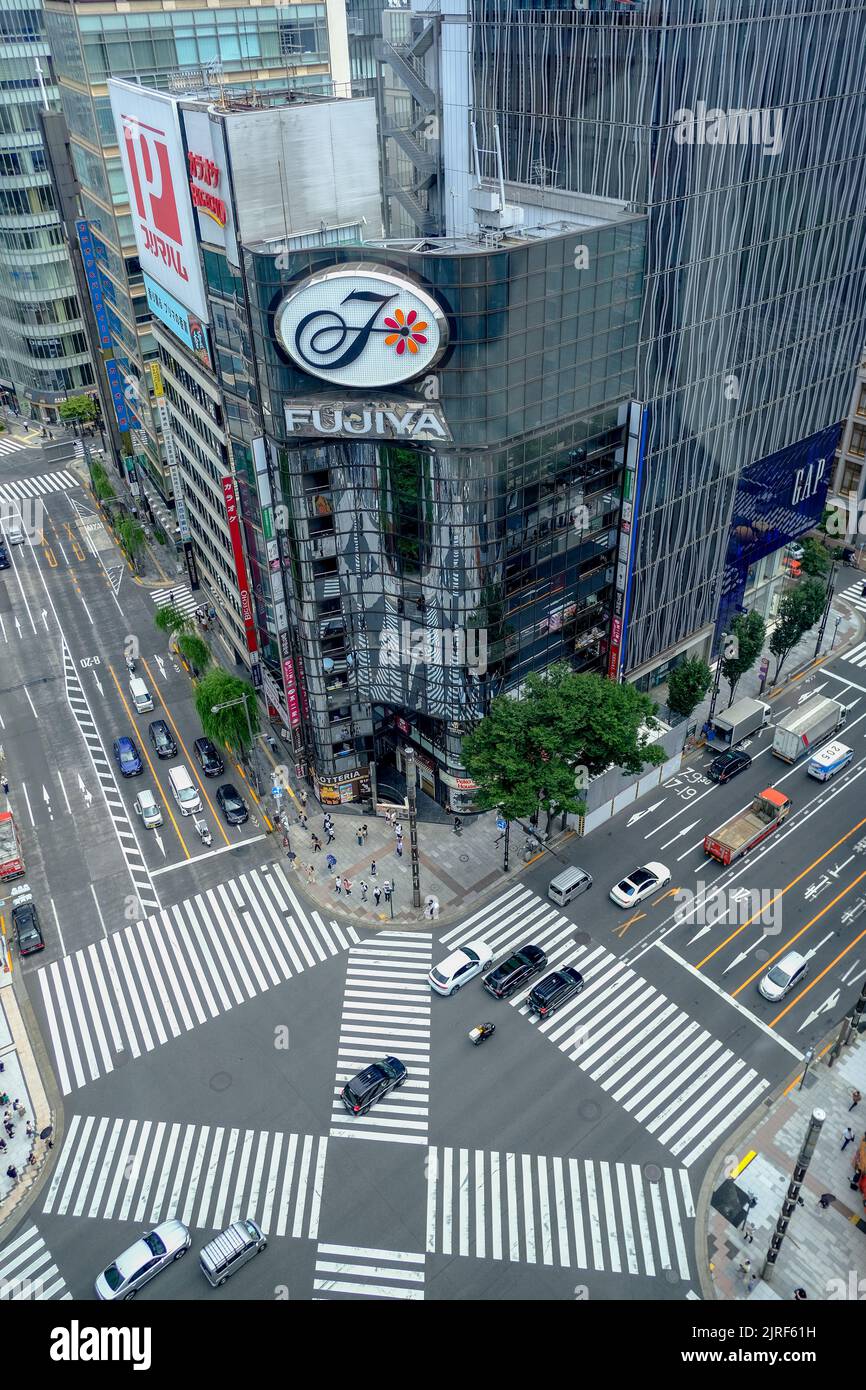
[143, 272, 211, 369]
[75, 219, 112, 351]
[104, 357, 131, 433]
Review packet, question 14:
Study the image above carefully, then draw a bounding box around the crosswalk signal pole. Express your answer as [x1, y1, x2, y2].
[404, 746, 422, 909]
[761, 1108, 825, 1284]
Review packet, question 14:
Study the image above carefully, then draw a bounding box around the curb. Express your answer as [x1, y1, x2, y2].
[0, 971, 64, 1240]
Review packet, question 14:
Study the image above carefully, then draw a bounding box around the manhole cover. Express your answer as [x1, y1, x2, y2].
[754, 947, 771, 966]
[663, 1267, 682, 1286]
[577, 1099, 602, 1122]
[573, 930, 591, 948]
[209, 1072, 232, 1093]
[643, 1163, 663, 1184]
[459, 854, 470, 862]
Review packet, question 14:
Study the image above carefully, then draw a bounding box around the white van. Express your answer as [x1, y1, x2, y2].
[168, 764, 201, 815]
[129, 676, 154, 713]
[548, 865, 593, 905]
[133, 789, 163, 828]
[199, 1218, 267, 1288]
[807, 741, 853, 782]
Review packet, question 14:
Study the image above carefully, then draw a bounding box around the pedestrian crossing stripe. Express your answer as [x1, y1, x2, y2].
[313, 1243, 425, 1299]
[36, 860, 360, 1095]
[425, 1147, 693, 1279]
[0, 435, 29, 456]
[330, 932, 432, 1147]
[0, 1224, 72, 1299]
[41, 1114, 327, 1240]
[440, 886, 770, 1167]
[0, 469, 77, 506]
[151, 584, 199, 619]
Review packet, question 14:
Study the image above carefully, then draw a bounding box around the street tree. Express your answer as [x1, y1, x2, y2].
[798, 536, 830, 578]
[768, 578, 827, 681]
[154, 603, 190, 652]
[177, 632, 211, 677]
[666, 656, 712, 720]
[194, 669, 259, 756]
[59, 395, 98, 431]
[463, 664, 666, 833]
[720, 610, 766, 703]
[117, 515, 146, 570]
[90, 460, 115, 505]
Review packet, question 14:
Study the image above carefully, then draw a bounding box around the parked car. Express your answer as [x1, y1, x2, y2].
[10, 888, 44, 955]
[0, 544, 8, 569]
[526, 966, 585, 1019]
[340, 1056, 406, 1115]
[483, 943, 548, 999]
[609, 861, 670, 907]
[5, 521, 23, 545]
[428, 940, 493, 996]
[707, 749, 753, 784]
[113, 735, 143, 777]
[148, 719, 177, 759]
[95, 1220, 191, 1301]
[758, 950, 808, 1002]
[216, 783, 248, 825]
[194, 737, 224, 777]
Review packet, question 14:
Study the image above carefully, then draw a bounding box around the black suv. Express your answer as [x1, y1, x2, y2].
[708, 749, 752, 784]
[0, 543, 8, 570]
[194, 737, 224, 777]
[527, 966, 585, 1019]
[340, 1056, 407, 1115]
[12, 899, 44, 955]
[483, 943, 548, 999]
[216, 783, 248, 825]
[148, 719, 177, 759]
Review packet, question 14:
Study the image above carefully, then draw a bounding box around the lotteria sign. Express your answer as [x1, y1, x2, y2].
[221, 476, 258, 655]
[274, 264, 448, 389]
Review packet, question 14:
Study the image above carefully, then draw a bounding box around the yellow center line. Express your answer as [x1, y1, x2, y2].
[732, 870, 866, 999]
[697, 814, 866, 969]
[107, 663, 190, 858]
[43, 545, 56, 567]
[769, 919, 866, 1027]
[141, 657, 230, 848]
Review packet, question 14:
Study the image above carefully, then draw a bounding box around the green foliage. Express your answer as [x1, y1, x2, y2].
[91, 460, 116, 504]
[769, 577, 827, 680]
[154, 603, 190, 638]
[720, 610, 767, 702]
[152, 526, 167, 546]
[117, 515, 146, 568]
[666, 657, 713, 720]
[194, 669, 259, 755]
[463, 664, 665, 828]
[59, 395, 97, 426]
[177, 632, 211, 676]
[798, 536, 830, 578]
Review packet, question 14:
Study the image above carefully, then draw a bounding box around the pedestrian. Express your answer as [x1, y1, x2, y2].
[395, 839, 403, 857]
[1, 776, 7, 796]
[361, 823, 368, 842]
[394, 821, 402, 838]
[311, 834, 322, 853]
[737, 1255, 751, 1279]
[325, 853, 336, 871]
[793, 1288, 808, 1300]
[0, 1139, 6, 1154]
[741, 1220, 755, 1245]
[342, 876, 351, 896]
[26, 1150, 35, 1166]
[5, 1165, 16, 1181]
[842, 1126, 856, 1151]
[326, 827, 335, 845]
[818, 1192, 834, 1209]
[356, 828, 364, 847]
[850, 1089, 862, 1112]
[299, 790, 307, 808]
[13, 1100, 24, 1119]
[0, 1090, 8, 1104]
[299, 811, 308, 829]
[383, 880, 392, 902]
[323, 814, 332, 831]
[359, 880, 369, 902]
[746, 1274, 758, 1295]
[306, 864, 315, 884]
[370, 860, 377, 877]
[453, 816, 462, 833]
[335, 875, 342, 895]
[373, 885, 381, 906]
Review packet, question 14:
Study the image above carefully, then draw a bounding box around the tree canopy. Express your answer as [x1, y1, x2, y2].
[797, 536, 830, 578]
[666, 657, 712, 720]
[194, 669, 259, 755]
[768, 578, 826, 680]
[59, 395, 98, 426]
[720, 610, 766, 703]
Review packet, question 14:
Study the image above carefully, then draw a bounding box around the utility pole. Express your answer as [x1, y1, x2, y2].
[503, 818, 510, 872]
[707, 630, 733, 727]
[404, 745, 421, 908]
[814, 553, 838, 659]
[827, 973, 866, 1066]
[761, 1108, 825, 1284]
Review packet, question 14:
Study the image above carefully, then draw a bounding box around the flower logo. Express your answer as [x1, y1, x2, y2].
[383, 307, 428, 356]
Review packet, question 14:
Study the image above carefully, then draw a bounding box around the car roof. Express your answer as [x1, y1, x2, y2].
[116, 736, 136, 750]
[775, 950, 806, 971]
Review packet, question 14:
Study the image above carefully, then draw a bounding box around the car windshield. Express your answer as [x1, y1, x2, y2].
[630, 869, 654, 887]
[143, 1231, 167, 1257]
[498, 955, 523, 974]
[379, 1059, 397, 1078]
[461, 948, 479, 964]
[223, 793, 242, 810]
[431, 968, 448, 984]
[766, 964, 793, 986]
[102, 1263, 124, 1291]
[120, 748, 136, 764]
[179, 787, 198, 803]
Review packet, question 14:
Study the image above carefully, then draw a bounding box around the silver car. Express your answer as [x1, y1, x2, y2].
[95, 1220, 190, 1300]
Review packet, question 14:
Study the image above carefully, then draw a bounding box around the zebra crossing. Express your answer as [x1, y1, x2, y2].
[313, 1242, 425, 1299]
[0, 1224, 72, 1299]
[439, 886, 769, 1167]
[836, 582, 866, 667]
[330, 931, 432, 1146]
[0, 433, 30, 457]
[151, 582, 199, 618]
[0, 467, 77, 505]
[42, 1113, 327, 1240]
[37, 860, 359, 1094]
[62, 634, 158, 914]
[425, 1147, 693, 1280]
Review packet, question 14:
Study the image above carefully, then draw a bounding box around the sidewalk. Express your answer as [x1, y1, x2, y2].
[700, 1033, 866, 1302]
[0, 970, 59, 1229]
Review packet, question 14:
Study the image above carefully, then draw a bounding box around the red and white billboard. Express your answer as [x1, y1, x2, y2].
[109, 79, 208, 321]
[222, 476, 258, 655]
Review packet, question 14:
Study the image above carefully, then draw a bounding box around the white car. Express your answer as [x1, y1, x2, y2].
[758, 950, 808, 1002]
[95, 1220, 190, 1301]
[609, 861, 670, 907]
[428, 940, 493, 996]
[5, 523, 24, 545]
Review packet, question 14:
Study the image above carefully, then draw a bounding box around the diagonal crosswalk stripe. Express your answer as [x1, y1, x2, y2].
[0, 1223, 72, 1299]
[151, 584, 199, 619]
[313, 1242, 425, 1299]
[0, 469, 77, 506]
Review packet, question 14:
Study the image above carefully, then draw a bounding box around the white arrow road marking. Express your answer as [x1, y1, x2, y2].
[20, 782, 34, 827]
[153, 830, 165, 857]
[798, 990, 840, 1032]
[659, 819, 700, 850]
[841, 897, 866, 925]
[841, 958, 862, 983]
[723, 931, 779, 974]
[14, 617, 21, 638]
[42, 784, 52, 821]
[58, 777, 71, 816]
[40, 608, 49, 632]
[828, 855, 856, 879]
[154, 654, 166, 680]
[92, 673, 103, 696]
[627, 799, 665, 827]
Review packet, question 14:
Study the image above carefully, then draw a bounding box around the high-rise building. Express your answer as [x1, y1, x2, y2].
[0, 1, 93, 422]
[44, 0, 349, 500]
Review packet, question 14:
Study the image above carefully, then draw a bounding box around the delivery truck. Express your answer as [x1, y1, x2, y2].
[707, 696, 772, 750]
[772, 695, 847, 763]
[0, 809, 23, 881]
[704, 787, 792, 865]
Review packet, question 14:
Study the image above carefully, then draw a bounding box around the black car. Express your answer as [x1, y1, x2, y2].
[340, 1056, 407, 1115]
[527, 966, 585, 1019]
[194, 737, 224, 777]
[708, 749, 752, 784]
[0, 544, 8, 570]
[216, 783, 248, 825]
[148, 719, 177, 759]
[113, 736, 143, 777]
[483, 943, 548, 999]
[12, 899, 44, 955]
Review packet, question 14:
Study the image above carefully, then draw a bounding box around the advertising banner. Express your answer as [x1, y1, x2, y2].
[109, 79, 208, 321]
[104, 358, 132, 432]
[75, 219, 112, 350]
[148, 361, 191, 545]
[181, 108, 239, 266]
[221, 475, 258, 654]
[143, 272, 211, 368]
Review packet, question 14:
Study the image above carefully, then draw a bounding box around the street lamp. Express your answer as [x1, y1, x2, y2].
[211, 692, 261, 796]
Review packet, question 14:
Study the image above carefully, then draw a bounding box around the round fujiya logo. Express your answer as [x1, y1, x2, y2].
[274, 264, 448, 389]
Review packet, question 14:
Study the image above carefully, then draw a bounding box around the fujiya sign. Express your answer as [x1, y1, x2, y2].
[274, 264, 448, 389]
[285, 401, 452, 442]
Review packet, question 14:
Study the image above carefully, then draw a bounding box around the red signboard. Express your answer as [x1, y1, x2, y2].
[607, 616, 623, 680]
[282, 656, 301, 729]
[221, 476, 258, 654]
[296, 651, 310, 719]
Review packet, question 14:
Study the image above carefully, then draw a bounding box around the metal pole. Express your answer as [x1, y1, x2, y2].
[828, 974, 866, 1066]
[831, 616, 842, 650]
[761, 1108, 825, 1283]
[707, 631, 727, 726]
[503, 818, 510, 873]
[813, 556, 837, 659]
[797, 1046, 815, 1091]
[404, 745, 421, 908]
[244, 691, 261, 796]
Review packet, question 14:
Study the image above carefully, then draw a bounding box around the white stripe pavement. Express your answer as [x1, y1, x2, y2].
[0, 468, 77, 505]
[313, 1242, 425, 1299]
[0, 1224, 72, 1299]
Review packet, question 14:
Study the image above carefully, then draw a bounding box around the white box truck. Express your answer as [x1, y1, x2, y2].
[772, 695, 847, 763]
[707, 697, 772, 750]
